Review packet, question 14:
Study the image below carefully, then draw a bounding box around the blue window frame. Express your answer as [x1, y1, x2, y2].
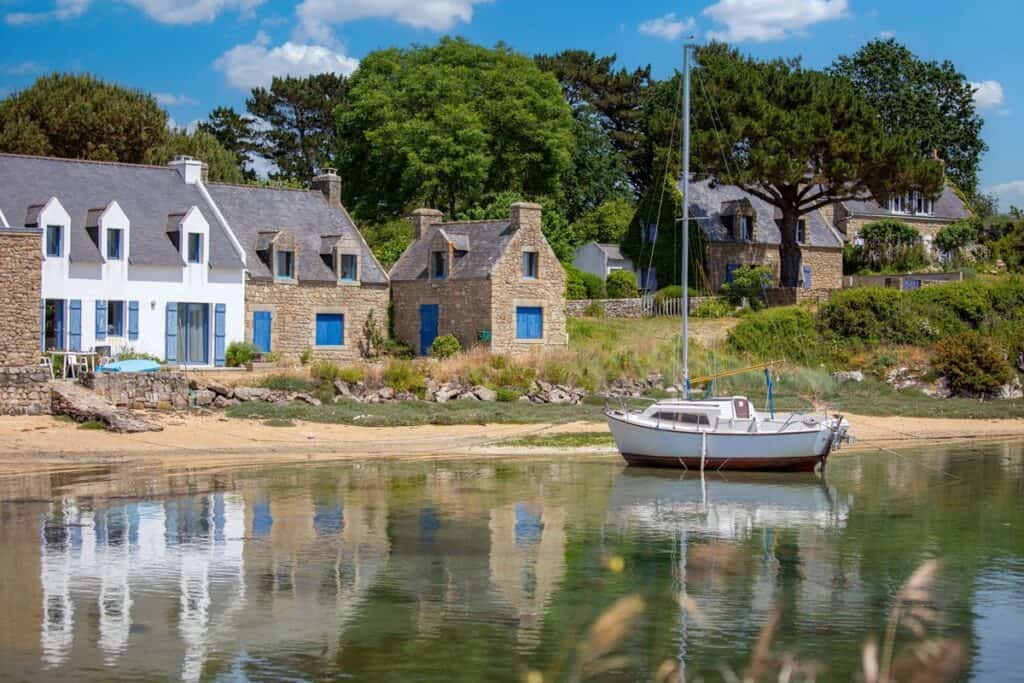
[431, 251, 446, 279]
[45, 225, 62, 257]
[315, 313, 344, 346]
[106, 228, 122, 260]
[187, 233, 203, 264]
[522, 251, 538, 279]
[276, 250, 295, 279]
[516, 307, 543, 340]
[340, 253, 358, 281]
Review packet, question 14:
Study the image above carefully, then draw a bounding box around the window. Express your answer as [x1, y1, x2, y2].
[45, 225, 62, 257]
[653, 412, 710, 426]
[888, 192, 933, 216]
[642, 224, 658, 244]
[339, 253, 358, 282]
[107, 300, 125, 337]
[722, 214, 735, 238]
[187, 233, 203, 264]
[522, 251, 538, 279]
[106, 229, 122, 260]
[516, 306, 543, 340]
[432, 251, 446, 279]
[315, 313, 344, 346]
[740, 215, 754, 241]
[276, 250, 295, 280]
[796, 220, 806, 244]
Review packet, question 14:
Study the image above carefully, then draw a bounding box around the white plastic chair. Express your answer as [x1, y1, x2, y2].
[39, 355, 55, 380]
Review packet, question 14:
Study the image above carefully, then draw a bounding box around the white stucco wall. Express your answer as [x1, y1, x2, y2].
[572, 242, 609, 279]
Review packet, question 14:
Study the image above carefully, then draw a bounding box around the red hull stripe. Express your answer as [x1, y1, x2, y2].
[621, 453, 823, 472]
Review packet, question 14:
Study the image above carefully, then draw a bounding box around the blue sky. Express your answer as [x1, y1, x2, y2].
[1, 0, 1021, 207]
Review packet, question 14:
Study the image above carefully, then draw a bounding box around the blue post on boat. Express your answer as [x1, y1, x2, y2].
[765, 368, 775, 420]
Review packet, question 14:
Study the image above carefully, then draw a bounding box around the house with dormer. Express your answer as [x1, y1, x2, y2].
[389, 202, 567, 355]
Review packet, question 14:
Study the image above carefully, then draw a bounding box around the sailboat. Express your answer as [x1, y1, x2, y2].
[605, 44, 852, 473]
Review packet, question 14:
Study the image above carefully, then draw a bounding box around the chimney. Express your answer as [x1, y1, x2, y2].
[168, 155, 207, 185]
[313, 168, 342, 208]
[510, 202, 542, 234]
[411, 208, 444, 239]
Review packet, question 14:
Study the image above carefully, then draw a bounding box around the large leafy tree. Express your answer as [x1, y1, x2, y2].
[198, 106, 259, 179]
[338, 38, 575, 219]
[247, 73, 348, 182]
[144, 128, 245, 183]
[692, 44, 944, 287]
[563, 107, 630, 221]
[831, 39, 986, 197]
[0, 73, 168, 163]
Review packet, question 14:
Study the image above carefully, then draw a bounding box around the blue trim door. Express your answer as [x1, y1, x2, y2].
[516, 307, 543, 340]
[253, 311, 272, 353]
[802, 265, 812, 289]
[419, 304, 439, 356]
[68, 300, 81, 351]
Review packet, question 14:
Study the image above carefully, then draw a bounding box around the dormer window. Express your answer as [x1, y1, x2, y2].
[796, 220, 806, 244]
[522, 251, 538, 279]
[187, 233, 203, 264]
[276, 249, 295, 280]
[46, 225, 62, 257]
[432, 251, 446, 279]
[739, 215, 754, 241]
[888, 192, 933, 216]
[340, 253, 358, 282]
[107, 228, 123, 260]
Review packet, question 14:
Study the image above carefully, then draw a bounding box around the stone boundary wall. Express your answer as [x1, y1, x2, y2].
[0, 228, 43, 366]
[0, 366, 52, 415]
[81, 371, 189, 410]
[566, 298, 644, 318]
[766, 288, 835, 307]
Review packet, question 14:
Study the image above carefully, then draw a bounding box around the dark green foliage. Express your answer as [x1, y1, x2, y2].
[570, 198, 635, 246]
[652, 285, 699, 303]
[606, 270, 638, 298]
[727, 307, 824, 365]
[819, 288, 919, 344]
[0, 73, 168, 163]
[458, 191, 573, 260]
[622, 179, 708, 290]
[935, 220, 979, 255]
[144, 128, 244, 183]
[720, 265, 771, 310]
[562, 108, 631, 221]
[691, 298, 733, 319]
[198, 106, 259, 179]
[225, 341, 259, 367]
[564, 264, 605, 300]
[361, 218, 414, 268]
[845, 219, 928, 273]
[429, 334, 462, 359]
[909, 281, 990, 327]
[934, 332, 1011, 397]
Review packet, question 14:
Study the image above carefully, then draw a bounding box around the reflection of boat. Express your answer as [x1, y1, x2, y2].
[607, 467, 850, 537]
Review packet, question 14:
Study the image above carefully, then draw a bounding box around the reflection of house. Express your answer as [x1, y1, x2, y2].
[572, 242, 638, 282]
[390, 203, 568, 355]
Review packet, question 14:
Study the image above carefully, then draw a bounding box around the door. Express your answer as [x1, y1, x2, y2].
[253, 311, 272, 353]
[43, 300, 66, 351]
[419, 304, 439, 356]
[802, 265, 813, 290]
[176, 303, 209, 365]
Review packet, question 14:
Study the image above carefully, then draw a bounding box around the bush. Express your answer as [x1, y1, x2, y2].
[727, 306, 824, 365]
[846, 219, 928, 272]
[720, 265, 771, 311]
[259, 374, 317, 393]
[818, 287, 918, 345]
[429, 334, 462, 359]
[496, 387, 523, 402]
[691, 298, 733, 319]
[383, 360, 427, 395]
[337, 366, 366, 384]
[299, 347, 313, 366]
[935, 219, 978, 255]
[116, 348, 162, 363]
[583, 301, 606, 318]
[934, 332, 1012, 397]
[606, 270, 638, 298]
[225, 341, 259, 368]
[907, 281, 989, 327]
[653, 285, 699, 305]
[564, 264, 605, 300]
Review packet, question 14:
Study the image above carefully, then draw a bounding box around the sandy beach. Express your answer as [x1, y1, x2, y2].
[0, 411, 1021, 476]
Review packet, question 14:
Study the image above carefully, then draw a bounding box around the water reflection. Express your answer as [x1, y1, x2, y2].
[0, 445, 1021, 681]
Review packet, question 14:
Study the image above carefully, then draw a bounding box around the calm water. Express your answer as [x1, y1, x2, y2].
[1, 443, 1022, 682]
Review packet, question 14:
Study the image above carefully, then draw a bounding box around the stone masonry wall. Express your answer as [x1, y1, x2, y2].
[82, 371, 189, 409]
[834, 204, 954, 245]
[490, 205, 568, 354]
[706, 243, 842, 293]
[391, 278, 493, 353]
[245, 279, 390, 363]
[0, 229, 43, 366]
[566, 298, 644, 318]
[0, 366, 51, 415]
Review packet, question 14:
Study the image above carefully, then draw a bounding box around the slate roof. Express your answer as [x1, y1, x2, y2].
[390, 220, 517, 281]
[0, 153, 243, 268]
[840, 184, 970, 221]
[597, 243, 628, 261]
[205, 183, 388, 284]
[682, 177, 844, 249]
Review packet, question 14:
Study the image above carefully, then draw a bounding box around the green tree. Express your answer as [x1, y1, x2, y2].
[606, 270, 638, 298]
[563, 107, 630, 221]
[846, 219, 928, 273]
[144, 128, 245, 183]
[831, 38, 986, 197]
[247, 73, 348, 182]
[570, 197, 635, 246]
[693, 44, 943, 287]
[198, 106, 258, 179]
[339, 38, 575, 220]
[361, 218, 414, 269]
[458, 190, 574, 261]
[0, 73, 168, 163]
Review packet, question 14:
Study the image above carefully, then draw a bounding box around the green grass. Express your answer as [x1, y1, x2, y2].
[77, 420, 105, 430]
[501, 432, 614, 448]
[263, 418, 296, 428]
[825, 379, 1024, 419]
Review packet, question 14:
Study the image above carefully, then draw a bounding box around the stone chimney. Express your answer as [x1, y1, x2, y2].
[510, 202, 542, 235]
[312, 168, 342, 208]
[168, 155, 208, 185]
[411, 208, 444, 239]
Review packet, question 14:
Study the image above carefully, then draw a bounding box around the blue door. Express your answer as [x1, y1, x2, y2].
[419, 304, 439, 355]
[803, 265, 813, 289]
[253, 311, 272, 353]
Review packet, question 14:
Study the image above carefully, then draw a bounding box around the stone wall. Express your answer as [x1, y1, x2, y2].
[0, 366, 51, 415]
[766, 288, 836, 307]
[706, 243, 842, 293]
[391, 278, 493, 353]
[81, 371, 189, 409]
[801, 247, 843, 291]
[834, 204, 954, 244]
[0, 228, 43, 366]
[245, 279, 390, 363]
[566, 298, 644, 318]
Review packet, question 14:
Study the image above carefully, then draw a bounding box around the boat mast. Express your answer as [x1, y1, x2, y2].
[681, 43, 692, 391]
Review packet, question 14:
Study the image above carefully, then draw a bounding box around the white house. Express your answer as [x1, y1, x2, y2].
[0, 154, 247, 367]
[572, 242, 639, 281]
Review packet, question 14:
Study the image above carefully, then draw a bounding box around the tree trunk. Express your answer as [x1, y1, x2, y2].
[778, 208, 803, 287]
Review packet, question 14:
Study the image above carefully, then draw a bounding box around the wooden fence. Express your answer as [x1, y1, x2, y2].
[640, 295, 715, 317]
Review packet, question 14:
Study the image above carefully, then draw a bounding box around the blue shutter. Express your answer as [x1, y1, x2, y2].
[68, 300, 82, 351]
[803, 265, 812, 290]
[726, 264, 740, 284]
[165, 303, 178, 363]
[39, 300, 46, 352]
[214, 304, 226, 367]
[128, 301, 139, 340]
[95, 300, 107, 340]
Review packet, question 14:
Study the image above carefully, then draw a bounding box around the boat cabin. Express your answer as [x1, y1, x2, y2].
[641, 397, 757, 429]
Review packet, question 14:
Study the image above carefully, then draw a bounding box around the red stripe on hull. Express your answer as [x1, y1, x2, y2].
[621, 453, 823, 472]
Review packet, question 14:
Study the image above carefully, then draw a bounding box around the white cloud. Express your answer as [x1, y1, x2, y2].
[215, 32, 359, 91]
[154, 92, 199, 107]
[6, 0, 260, 25]
[1, 61, 46, 75]
[6, 0, 90, 25]
[296, 0, 488, 43]
[703, 0, 848, 42]
[167, 117, 202, 134]
[986, 181, 1024, 211]
[879, 30, 895, 39]
[638, 13, 695, 41]
[971, 80, 1005, 110]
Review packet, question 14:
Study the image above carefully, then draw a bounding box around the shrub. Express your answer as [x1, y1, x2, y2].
[582, 271, 606, 299]
[653, 285, 699, 305]
[430, 334, 462, 359]
[259, 374, 317, 393]
[818, 287, 917, 345]
[691, 298, 733, 319]
[934, 332, 1012, 397]
[720, 265, 771, 311]
[606, 270, 638, 298]
[583, 301, 606, 318]
[116, 348, 162, 363]
[727, 306, 824, 365]
[337, 366, 366, 384]
[847, 219, 928, 272]
[310, 360, 344, 383]
[383, 360, 427, 395]
[935, 219, 978, 255]
[225, 341, 259, 368]
[299, 347, 313, 366]
[496, 387, 523, 402]
[564, 264, 605, 300]
[907, 281, 989, 327]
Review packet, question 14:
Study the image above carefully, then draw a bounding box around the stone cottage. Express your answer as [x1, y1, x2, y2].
[206, 170, 390, 363]
[390, 202, 567, 355]
[685, 177, 845, 294]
